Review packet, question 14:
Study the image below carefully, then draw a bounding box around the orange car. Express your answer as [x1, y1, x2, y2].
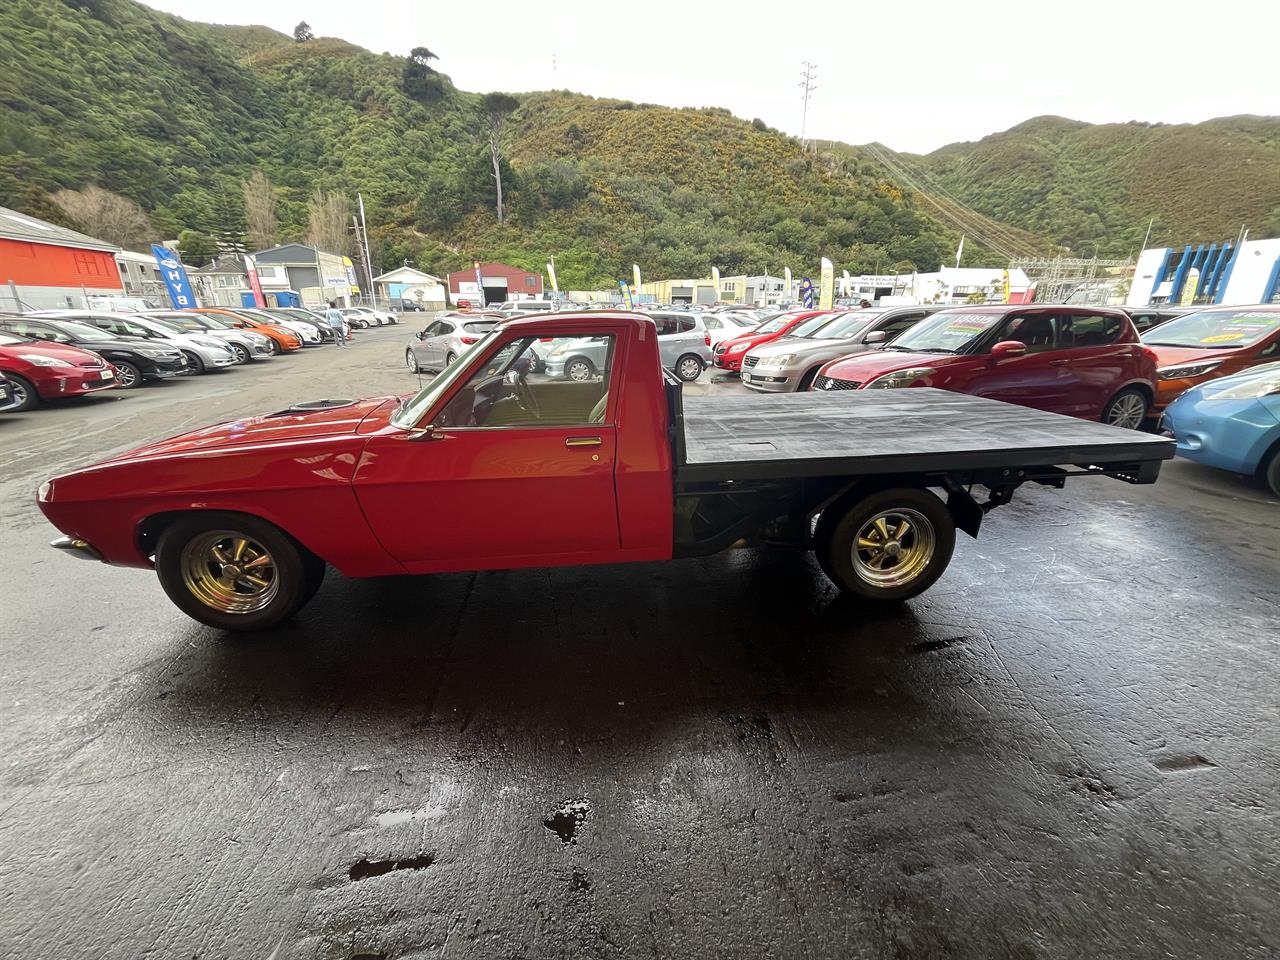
[195, 308, 303, 354]
[1141, 305, 1280, 418]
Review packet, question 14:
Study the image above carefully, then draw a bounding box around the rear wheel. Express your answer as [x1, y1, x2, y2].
[816, 487, 956, 601]
[155, 512, 325, 631]
[5, 373, 39, 410]
[181, 350, 204, 375]
[565, 357, 595, 381]
[675, 354, 704, 382]
[445, 351, 458, 367]
[1101, 387, 1149, 429]
[114, 360, 143, 389]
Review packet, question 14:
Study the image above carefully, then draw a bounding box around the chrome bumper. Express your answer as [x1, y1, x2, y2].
[50, 536, 104, 561]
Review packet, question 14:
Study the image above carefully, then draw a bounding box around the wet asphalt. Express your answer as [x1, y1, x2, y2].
[1, 325, 1277, 959]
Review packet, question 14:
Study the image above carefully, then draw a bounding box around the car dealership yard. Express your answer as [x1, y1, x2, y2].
[1, 325, 1278, 959]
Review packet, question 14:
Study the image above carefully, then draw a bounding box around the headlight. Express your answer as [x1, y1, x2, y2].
[136, 348, 175, 358]
[865, 367, 935, 389]
[194, 337, 224, 348]
[727, 343, 747, 354]
[18, 354, 72, 367]
[1201, 374, 1280, 401]
[1158, 361, 1221, 380]
[756, 353, 797, 369]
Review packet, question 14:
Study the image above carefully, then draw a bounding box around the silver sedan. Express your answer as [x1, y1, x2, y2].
[406, 316, 500, 372]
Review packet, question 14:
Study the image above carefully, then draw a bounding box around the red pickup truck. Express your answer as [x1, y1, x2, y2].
[38, 312, 1174, 631]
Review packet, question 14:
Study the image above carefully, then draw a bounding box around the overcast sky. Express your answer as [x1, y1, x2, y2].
[143, 0, 1277, 154]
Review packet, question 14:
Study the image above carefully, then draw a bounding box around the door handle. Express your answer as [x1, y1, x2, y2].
[1049, 359, 1069, 367]
[565, 436, 603, 447]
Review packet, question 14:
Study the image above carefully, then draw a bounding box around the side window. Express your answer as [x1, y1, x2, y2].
[423, 321, 449, 337]
[1129, 312, 1156, 332]
[1257, 338, 1280, 359]
[998, 313, 1056, 353]
[881, 314, 923, 338]
[1060, 314, 1122, 348]
[435, 334, 617, 429]
[703, 317, 721, 331]
[654, 317, 678, 337]
[678, 317, 697, 333]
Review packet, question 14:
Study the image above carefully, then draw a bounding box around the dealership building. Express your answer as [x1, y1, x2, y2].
[447, 262, 543, 305]
[0, 205, 123, 311]
[1127, 237, 1280, 307]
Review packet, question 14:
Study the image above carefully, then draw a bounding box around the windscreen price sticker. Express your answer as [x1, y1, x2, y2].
[1202, 333, 1245, 343]
[942, 315, 994, 336]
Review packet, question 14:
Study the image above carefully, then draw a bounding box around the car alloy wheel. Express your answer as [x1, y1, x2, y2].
[1103, 389, 1148, 430]
[445, 352, 458, 366]
[181, 350, 204, 375]
[230, 343, 250, 363]
[6, 374, 37, 410]
[114, 361, 142, 388]
[179, 531, 279, 614]
[851, 508, 935, 588]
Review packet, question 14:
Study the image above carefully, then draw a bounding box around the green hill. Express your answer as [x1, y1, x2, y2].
[868, 115, 1280, 258]
[0, 0, 973, 289]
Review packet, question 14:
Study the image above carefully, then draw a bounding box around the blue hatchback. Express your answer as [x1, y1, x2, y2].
[1161, 361, 1280, 496]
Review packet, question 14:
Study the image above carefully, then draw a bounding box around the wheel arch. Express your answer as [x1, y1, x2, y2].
[137, 508, 325, 568]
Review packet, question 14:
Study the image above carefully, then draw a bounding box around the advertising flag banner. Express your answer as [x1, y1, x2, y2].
[473, 260, 485, 304]
[819, 257, 834, 309]
[954, 234, 965, 268]
[242, 253, 266, 308]
[547, 261, 559, 293]
[800, 277, 815, 309]
[1002, 269, 1011, 303]
[617, 279, 633, 308]
[711, 266, 721, 300]
[1181, 268, 1200, 305]
[633, 264, 642, 292]
[841, 269, 851, 297]
[784, 266, 793, 299]
[150, 244, 197, 309]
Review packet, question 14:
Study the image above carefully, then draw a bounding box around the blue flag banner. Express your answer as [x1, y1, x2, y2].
[151, 244, 197, 309]
[800, 276, 815, 308]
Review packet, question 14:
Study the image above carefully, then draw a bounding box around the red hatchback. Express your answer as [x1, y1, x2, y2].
[812, 305, 1157, 428]
[712, 309, 830, 372]
[0, 330, 118, 411]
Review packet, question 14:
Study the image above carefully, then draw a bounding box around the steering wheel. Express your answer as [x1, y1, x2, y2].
[515, 372, 541, 419]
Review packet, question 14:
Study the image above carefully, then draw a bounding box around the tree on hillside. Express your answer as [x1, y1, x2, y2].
[52, 186, 154, 249]
[479, 93, 519, 225]
[402, 47, 445, 102]
[17, 185, 83, 232]
[242, 172, 277, 251]
[176, 229, 218, 268]
[293, 22, 313, 42]
[306, 189, 351, 255]
[208, 190, 247, 253]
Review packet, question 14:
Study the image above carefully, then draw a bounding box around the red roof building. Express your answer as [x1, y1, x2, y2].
[446, 261, 543, 306]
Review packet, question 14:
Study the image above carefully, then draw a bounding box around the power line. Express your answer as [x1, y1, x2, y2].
[798, 62, 817, 151]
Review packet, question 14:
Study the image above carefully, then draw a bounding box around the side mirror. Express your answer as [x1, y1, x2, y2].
[416, 331, 426, 340]
[991, 340, 1028, 359]
[862, 330, 887, 344]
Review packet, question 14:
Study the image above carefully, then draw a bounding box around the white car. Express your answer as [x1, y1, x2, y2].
[33, 310, 238, 373]
[701, 312, 759, 348]
[233, 308, 323, 344]
[345, 306, 397, 326]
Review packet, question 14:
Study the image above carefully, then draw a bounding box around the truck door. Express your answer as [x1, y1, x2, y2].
[354, 330, 623, 571]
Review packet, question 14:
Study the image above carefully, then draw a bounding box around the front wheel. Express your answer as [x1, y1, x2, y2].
[269, 338, 282, 356]
[114, 360, 143, 389]
[155, 512, 325, 631]
[229, 343, 250, 364]
[5, 373, 39, 410]
[1101, 388, 1149, 429]
[181, 350, 204, 375]
[675, 354, 704, 382]
[816, 487, 956, 601]
[1264, 448, 1280, 498]
[405, 349, 420, 373]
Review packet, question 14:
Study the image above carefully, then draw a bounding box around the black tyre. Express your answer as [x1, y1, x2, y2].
[564, 357, 595, 381]
[113, 360, 143, 389]
[445, 351, 458, 367]
[181, 350, 205, 375]
[797, 367, 820, 392]
[675, 354, 704, 382]
[155, 512, 326, 631]
[1264, 448, 1280, 498]
[229, 343, 250, 364]
[1101, 387, 1149, 430]
[405, 349, 420, 373]
[815, 487, 956, 602]
[269, 338, 282, 355]
[4, 373, 39, 411]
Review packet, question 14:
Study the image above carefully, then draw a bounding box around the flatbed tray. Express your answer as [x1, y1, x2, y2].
[677, 388, 1175, 482]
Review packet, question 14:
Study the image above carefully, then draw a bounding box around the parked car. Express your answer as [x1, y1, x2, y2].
[34, 312, 1173, 630]
[343, 306, 396, 327]
[712, 310, 826, 373]
[701, 312, 758, 349]
[1161, 361, 1280, 495]
[398, 299, 425, 312]
[542, 312, 711, 383]
[194, 308, 303, 353]
[231, 307, 322, 345]
[1141, 306, 1280, 419]
[140, 311, 274, 363]
[743, 307, 940, 392]
[406, 315, 500, 372]
[263, 308, 336, 342]
[0, 329, 120, 410]
[36, 310, 237, 375]
[1125, 305, 1195, 333]
[496, 300, 556, 318]
[0, 316, 188, 388]
[812, 305, 1157, 429]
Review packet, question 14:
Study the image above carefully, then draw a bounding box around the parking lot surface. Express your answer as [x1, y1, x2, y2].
[1, 326, 1277, 959]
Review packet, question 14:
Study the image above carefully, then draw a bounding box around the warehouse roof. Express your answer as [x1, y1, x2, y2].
[0, 205, 120, 253]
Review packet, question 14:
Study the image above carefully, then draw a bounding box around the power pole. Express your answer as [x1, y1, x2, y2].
[357, 192, 376, 307]
[799, 61, 818, 151]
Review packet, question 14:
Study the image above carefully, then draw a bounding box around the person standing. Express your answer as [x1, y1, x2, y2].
[325, 301, 347, 347]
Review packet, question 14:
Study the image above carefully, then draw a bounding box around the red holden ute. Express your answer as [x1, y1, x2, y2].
[812, 305, 1157, 428]
[712, 309, 828, 372]
[0, 330, 118, 411]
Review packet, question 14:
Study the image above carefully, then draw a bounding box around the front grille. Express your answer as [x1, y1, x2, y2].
[813, 375, 861, 391]
[743, 355, 759, 368]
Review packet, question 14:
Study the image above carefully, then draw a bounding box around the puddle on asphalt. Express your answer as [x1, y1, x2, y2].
[348, 853, 435, 881]
[543, 798, 592, 845]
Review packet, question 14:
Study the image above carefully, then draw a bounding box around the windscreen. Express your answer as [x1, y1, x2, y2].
[1142, 310, 1280, 349]
[885, 310, 1001, 353]
[815, 311, 881, 339]
[51, 320, 114, 341]
[0, 332, 30, 345]
[788, 313, 839, 338]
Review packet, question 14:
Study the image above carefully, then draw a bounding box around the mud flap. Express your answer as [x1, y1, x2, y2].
[945, 484, 984, 539]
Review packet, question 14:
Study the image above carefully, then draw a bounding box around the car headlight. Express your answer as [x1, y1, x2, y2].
[756, 353, 797, 369]
[136, 348, 175, 358]
[727, 343, 748, 354]
[194, 337, 224, 348]
[18, 354, 73, 367]
[1200, 374, 1280, 400]
[865, 367, 935, 388]
[1158, 361, 1221, 380]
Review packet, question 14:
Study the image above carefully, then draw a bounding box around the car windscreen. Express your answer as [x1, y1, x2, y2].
[392, 329, 502, 430]
[50, 320, 115, 341]
[1142, 310, 1280, 349]
[789, 313, 843, 338]
[815, 312, 882, 339]
[0, 332, 31, 345]
[753, 317, 790, 335]
[151, 317, 200, 332]
[884, 310, 1002, 353]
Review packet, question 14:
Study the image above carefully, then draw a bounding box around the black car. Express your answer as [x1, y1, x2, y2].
[398, 298, 425, 312]
[0, 316, 187, 388]
[0, 371, 15, 412]
[1125, 305, 1196, 333]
